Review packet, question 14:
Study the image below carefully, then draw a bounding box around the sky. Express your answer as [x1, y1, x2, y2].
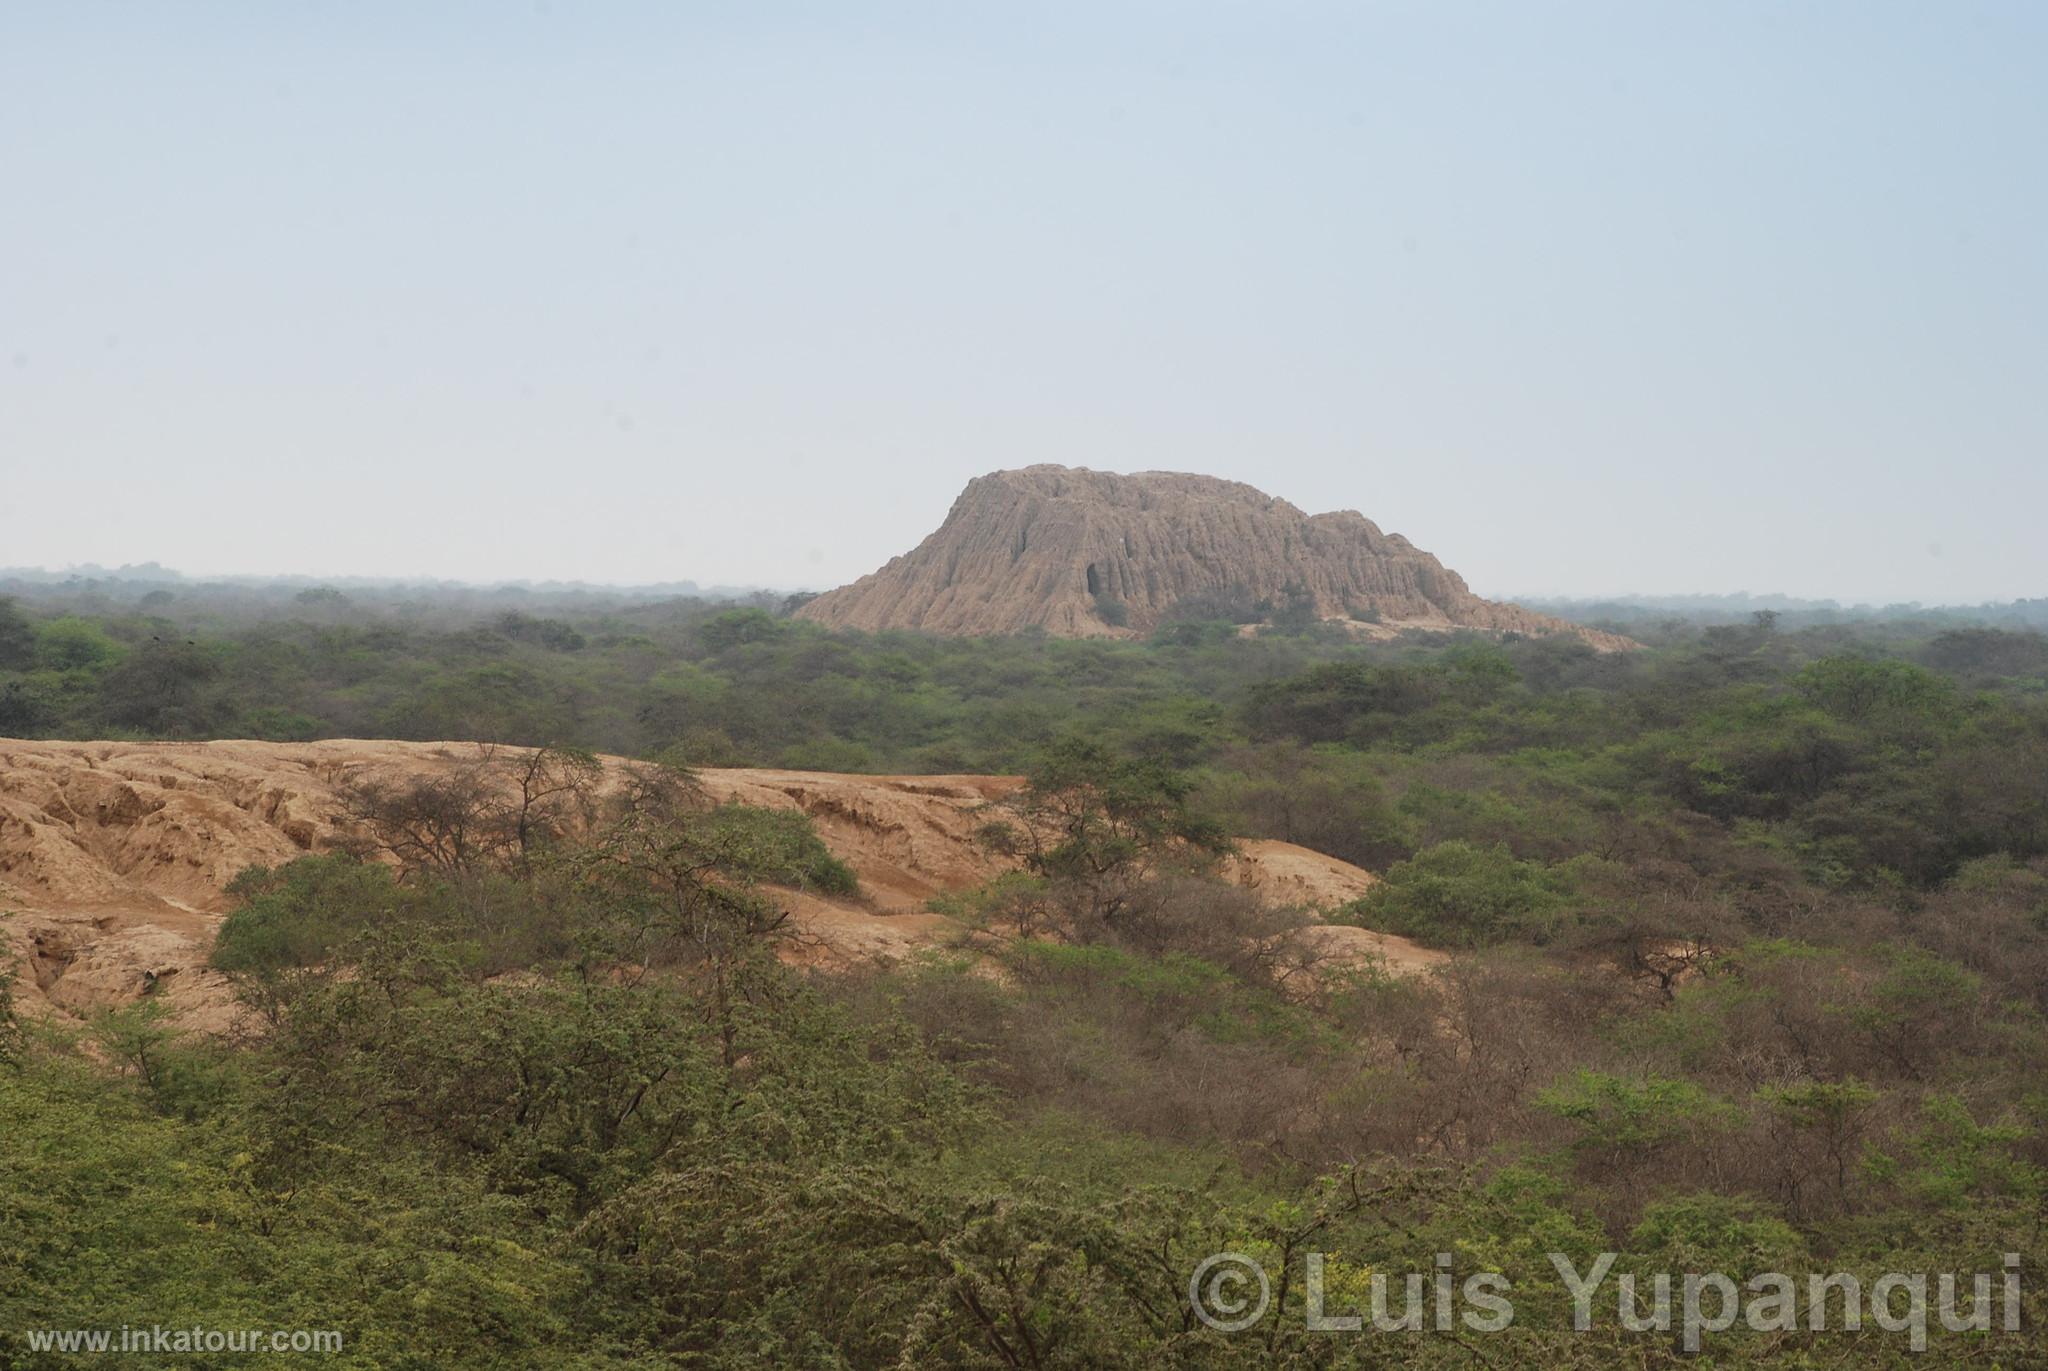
[3, 2, 2043, 603]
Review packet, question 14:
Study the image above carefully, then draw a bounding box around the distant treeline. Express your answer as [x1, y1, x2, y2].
[0, 570, 780, 626]
[1523, 591, 2048, 633]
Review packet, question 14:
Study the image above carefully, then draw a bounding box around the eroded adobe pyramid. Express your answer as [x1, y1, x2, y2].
[797, 465, 1633, 649]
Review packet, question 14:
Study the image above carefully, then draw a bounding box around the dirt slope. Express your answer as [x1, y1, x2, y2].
[0, 740, 1440, 1029]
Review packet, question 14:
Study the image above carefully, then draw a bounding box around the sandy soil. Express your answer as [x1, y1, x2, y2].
[0, 739, 1441, 1030]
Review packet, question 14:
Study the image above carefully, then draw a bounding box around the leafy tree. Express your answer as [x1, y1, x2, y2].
[0, 595, 34, 670]
[1202, 741, 1414, 871]
[697, 606, 785, 651]
[986, 736, 1230, 926]
[1627, 1191, 1805, 1274]
[0, 677, 47, 733]
[509, 743, 605, 863]
[384, 664, 573, 744]
[32, 615, 121, 671]
[274, 961, 724, 1212]
[98, 640, 222, 732]
[1844, 944, 1983, 1080]
[1758, 1079, 1881, 1215]
[1795, 654, 1957, 726]
[344, 754, 524, 875]
[1440, 642, 1520, 701]
[1340, 840, 1570, 946]
[213, 855, 418, 1014]
[573, 770, 850, 1066]
[1536, 1070, 1740, 1209]
[1868, 1094, 2044, 1211]
[1922, 626, 2048, 678]
[0, 1049, 587, 1369]
[1243, 660, 1444, 744]
[493, 610, 587, 651]
[89, 1000, 193, 1112]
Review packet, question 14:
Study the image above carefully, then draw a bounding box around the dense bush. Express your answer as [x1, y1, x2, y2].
[8, 587, 2048, 1363]
[11, 826, 2046, 1364]
[1339, 840, 1577, 946]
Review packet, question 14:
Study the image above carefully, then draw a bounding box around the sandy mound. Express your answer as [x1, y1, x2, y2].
[1284, 923, 1449, 980]
[1226, 838, 1379, 910]
[0, 739, 1435, 1028]
[692, 768, 1026, 911]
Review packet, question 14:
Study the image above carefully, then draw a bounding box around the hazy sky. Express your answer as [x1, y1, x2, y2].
[4, 2, 2043, 602]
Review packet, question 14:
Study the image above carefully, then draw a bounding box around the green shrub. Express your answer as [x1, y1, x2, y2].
[211, 854, 410, 979]
[694, 802, 859, 896]
[1537, 1070, 1739, 1154]
[32, 616, 122, 671]
[1337, 839, 1570, 946]
[1627, 1192, 1805, 1273]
